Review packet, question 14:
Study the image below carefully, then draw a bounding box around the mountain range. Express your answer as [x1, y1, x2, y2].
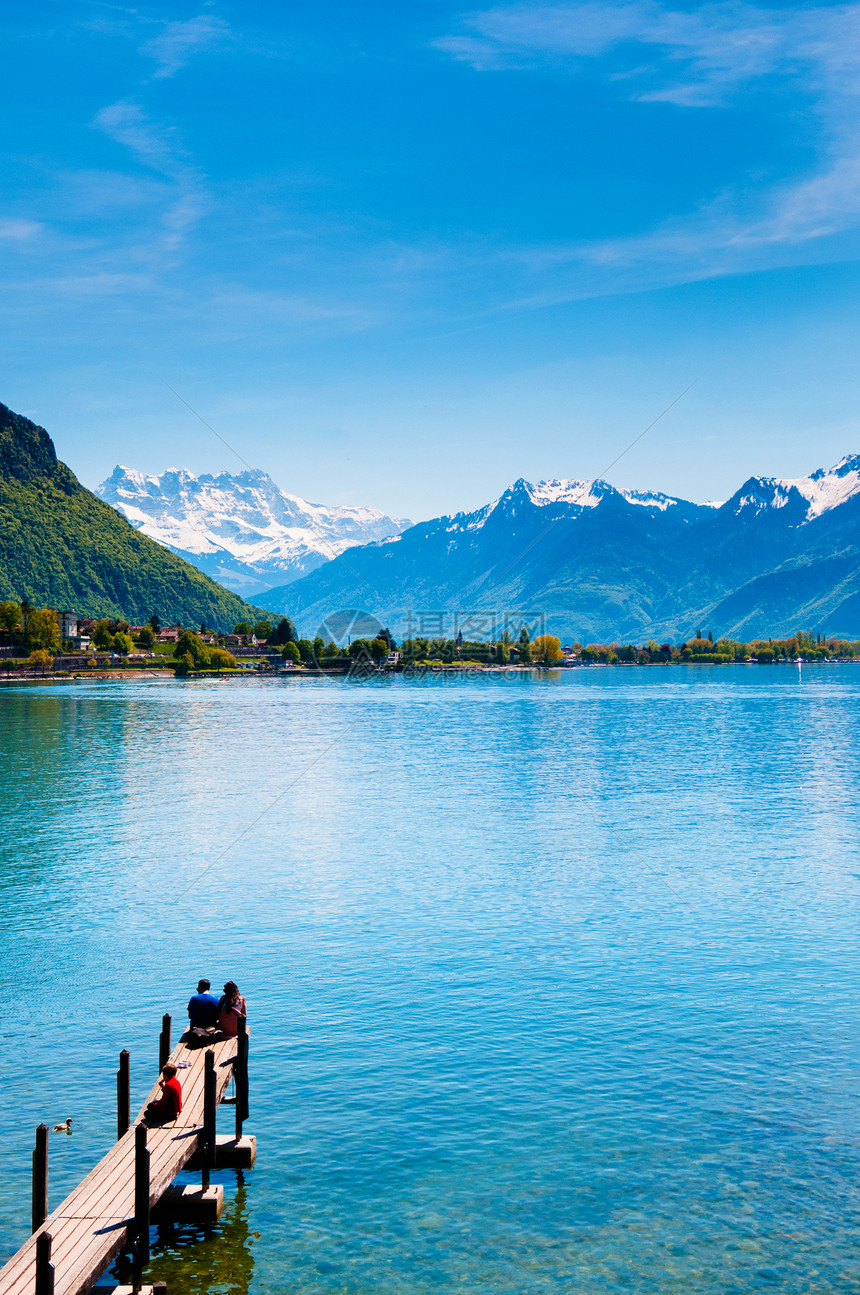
[252, 457, 860, 643]
[96, 466, 411, 597]
[0, 404, 266, 627]
[9, 390, 860, 644]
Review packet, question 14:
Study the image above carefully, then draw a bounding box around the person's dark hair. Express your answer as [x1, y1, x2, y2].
[198, 978, 210, 991]
[221, 973, 242, 1004]
[162, 1064, 177, 1078]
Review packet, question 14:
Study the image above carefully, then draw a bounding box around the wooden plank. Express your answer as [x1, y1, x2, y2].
[0, 1034, 239, 1295]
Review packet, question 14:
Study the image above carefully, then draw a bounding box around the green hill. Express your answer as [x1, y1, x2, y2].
[0, 402, 270, 627]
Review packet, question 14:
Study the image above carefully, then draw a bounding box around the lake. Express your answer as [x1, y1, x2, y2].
[2, 666, 859, 1293]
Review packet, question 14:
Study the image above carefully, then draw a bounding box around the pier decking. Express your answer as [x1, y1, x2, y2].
[0, 1028, 249, 1295]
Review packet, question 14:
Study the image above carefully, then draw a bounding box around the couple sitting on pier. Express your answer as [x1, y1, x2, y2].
[144, 979, 247, 1124]
[187, 978, 247, 1043]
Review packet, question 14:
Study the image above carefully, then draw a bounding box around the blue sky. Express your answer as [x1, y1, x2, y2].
[2, 0, 860, 518]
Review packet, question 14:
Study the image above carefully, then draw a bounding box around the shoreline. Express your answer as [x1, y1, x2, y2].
[0, 657, 849, 686]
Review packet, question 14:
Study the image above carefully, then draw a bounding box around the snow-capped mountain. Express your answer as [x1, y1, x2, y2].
[260, 456, 860, 642]
[440, 477, 699, 533]
[95, 466, 411, 596]
[442, 459, 860, 536]
[513, 478, 683, 513]
[730, 454, 860, 521]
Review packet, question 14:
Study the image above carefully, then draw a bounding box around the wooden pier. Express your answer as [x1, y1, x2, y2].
[0, 1017, 253, 1295]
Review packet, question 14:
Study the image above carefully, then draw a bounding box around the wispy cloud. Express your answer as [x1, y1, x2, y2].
[139, 14, 230, 79]
[95, 100, 186, 171]
[209, 285, 381, 330]
[436, 2, 860, 293]
[0, 219, 42, 241]
[93, 100, 208, 254]
[436, 2, 854, 104]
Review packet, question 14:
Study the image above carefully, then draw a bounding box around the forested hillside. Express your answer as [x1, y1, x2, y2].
[0, 404, 269, 626]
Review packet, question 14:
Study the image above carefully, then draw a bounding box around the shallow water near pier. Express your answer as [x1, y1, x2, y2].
[2, 665, 860, 1293]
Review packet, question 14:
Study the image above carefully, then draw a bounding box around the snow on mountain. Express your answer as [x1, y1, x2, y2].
[508, 460, 860, 524]
[523, 478, 605, 508]
[513, 478, 685, 511]
[442, 476, 686, 535]
[784, 454, 860, 519]
[620, 489, 681, 511]
[96, 466, 411, 596]
[470, 463, 860, 523]
[732, 455, 860, 521]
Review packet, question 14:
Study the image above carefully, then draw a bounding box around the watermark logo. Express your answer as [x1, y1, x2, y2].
[314, 608, 386, 647]
[400, 610, 546, 641]
[309, 606, 549, 678]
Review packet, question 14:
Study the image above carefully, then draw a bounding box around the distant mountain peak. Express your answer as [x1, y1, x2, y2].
[530, 478, 609, 507]
[815, 452, 860, 478]
[499, 476, 687, 513]
[733, 455, 860, 522]
[96, 465, 411, 596]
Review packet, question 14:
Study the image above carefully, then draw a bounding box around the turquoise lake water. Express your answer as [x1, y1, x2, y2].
[2, 666, 860, 1293]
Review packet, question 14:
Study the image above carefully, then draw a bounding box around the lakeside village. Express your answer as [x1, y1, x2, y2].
[0, 600, 856, 678]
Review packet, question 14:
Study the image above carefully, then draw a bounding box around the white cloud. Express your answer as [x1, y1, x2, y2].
[436, 3, 853, 103]
[94, 101, 185, 173]
[436, 2, 860, 292]
[93, 101, 207, 253]
[209, 286, 381, 329]
[139, 14, 230, 79]
[0, 219, 42, 241]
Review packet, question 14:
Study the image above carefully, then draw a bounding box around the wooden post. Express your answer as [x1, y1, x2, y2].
[236, 1017, 249, 1127]
[134, 1124, 150, 1268]
[31, 1125, 49, 1234]
[117, 1050, 130, 1140]
[34, 1230, 54, 1295]
[202, 1050, 216, 1191]
[159, 1014, 171, 1072]
[235, 1016, 249, 1137]
[241, 1016, 250, 1124]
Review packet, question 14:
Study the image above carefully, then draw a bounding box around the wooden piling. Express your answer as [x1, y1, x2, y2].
[34, 1231, 53, 1295]
[202, 1050, 216, 1191]
[187, 1133, 256, 1171]
[117, 1050, 130, 1141]
[134, 1125, 150, 1268]
[31, 1125, 49, 1235]
[152, 1183, 223, 1224]
[158, 1015, 171, 1072]
[235, 1016, 249, 1136]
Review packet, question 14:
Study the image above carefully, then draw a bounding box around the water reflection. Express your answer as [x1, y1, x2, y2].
[111, 1176, 254, 1295]
[5, 669, 860, 1293]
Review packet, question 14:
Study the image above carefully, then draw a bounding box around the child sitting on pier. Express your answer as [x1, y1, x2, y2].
[144, 1064, 182, 1124]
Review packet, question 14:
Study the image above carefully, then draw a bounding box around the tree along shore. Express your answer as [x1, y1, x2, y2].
[1, 603, 856, 678]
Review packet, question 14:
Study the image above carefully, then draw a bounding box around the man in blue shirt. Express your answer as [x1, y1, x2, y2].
[187, 978, 220, 1029]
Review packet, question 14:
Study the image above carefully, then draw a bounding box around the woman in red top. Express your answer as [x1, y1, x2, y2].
[145, 1064, 182, 1123]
